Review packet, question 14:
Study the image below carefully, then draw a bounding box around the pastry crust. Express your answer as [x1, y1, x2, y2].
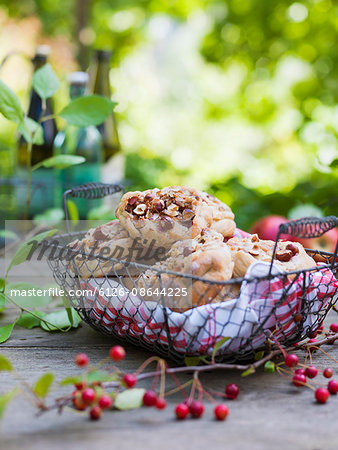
[115, 186, 235, 247]
[67, 220, 167, 279]
[226, 234, 316, 278]
[131, 229, 234, 311]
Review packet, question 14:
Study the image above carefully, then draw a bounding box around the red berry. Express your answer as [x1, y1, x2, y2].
[292, 374, 306, 387]
[305, 366, 318, 379]
[156, 397, 167, 410]
[330, 323, 338, 333]
[75, 353, 89, 367]
[98, 395, 112, 409]
[175, 403, 189, 420]
[323, 368, 333, 379]
[214, 404, 229, 421]
[143, 390, 157, 407]
[75, 381, 85, 390]
[109, 345, 126, 361]
[189, 400, 204, 419]
[225, 383, 240, 400]
[285, 354, 299, 368]
[317, 323, 324, 331]
[89, 406, 102, 420]
[308, 338, 317, 344]
[328, 379, 338, 395]
[82, 388, 96, 405]
[315, 388, 329, 404]
[72, 392, 87, 411]
[295, 368, 306, 376]
[122, 373, 137, 388]
[309, 331, 317, 339]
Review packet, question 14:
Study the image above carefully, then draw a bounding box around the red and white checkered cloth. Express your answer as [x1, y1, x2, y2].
[79, 229, 338, 356]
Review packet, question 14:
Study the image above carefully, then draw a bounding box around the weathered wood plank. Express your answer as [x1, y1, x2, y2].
[0, 298, 337, 449]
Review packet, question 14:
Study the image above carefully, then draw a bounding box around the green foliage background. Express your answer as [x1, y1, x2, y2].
[0, 0, 337, 229]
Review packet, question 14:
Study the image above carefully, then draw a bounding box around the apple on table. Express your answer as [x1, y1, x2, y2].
[250, 215, 338, 253]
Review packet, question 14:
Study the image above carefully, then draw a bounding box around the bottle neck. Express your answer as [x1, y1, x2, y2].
[33, 55, 47, 71]
[70, 83, 86, 99]
[93, 59, 111, 97]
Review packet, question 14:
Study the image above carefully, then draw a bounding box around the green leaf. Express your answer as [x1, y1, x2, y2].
[6, 229, 57, 275]
[0, 230, 18, 242]
[59, 95, 116, 127]
[0, 293, 5, 312]
[16, 311, 46, 329]
[0, 323, 15, 344]
[33, 208, 64, 226]
[0, 354, 13, 371]
[184, 356, 202, 367]
[114, 388, 145, 410]
[241, 366, 255, 377]
[329, 159, 338, 168]
[32, 64, 60, 99]
[288, 204, 323, 220]
[34, 155, 85, 170]
[67, 200, 79, 223]
[0, 389, 18, 421]
[17, 117, 44, 145]
[212, 336, 231, 361]
[60, 370, 117, 386]
[87, 204, 115, 221]
[62, 297, 74, 326]
[40, 309, 81, 332]
[264, 361, 275, 374]
[0, 79, 24, 123]
[254, 351, 265, 361]
[59, 376, 79, 386]
[5, 283, 52, 308]
[34, 373, 54, 398]
[0, 278, 4, 293]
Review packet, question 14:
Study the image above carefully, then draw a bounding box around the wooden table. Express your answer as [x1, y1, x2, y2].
[0, 310, 338, 450]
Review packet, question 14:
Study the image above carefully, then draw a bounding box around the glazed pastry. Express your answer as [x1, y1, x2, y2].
[115, 186, 236, 247]
[130, 229, 234, 311]
[226, 234, 316, 278]
[67, 220, 167, 279]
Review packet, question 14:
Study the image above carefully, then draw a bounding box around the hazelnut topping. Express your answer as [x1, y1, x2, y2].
[127, 196, 139, 206]
[286, 243, 299, 256]
[275, 250, 293, 262]
[133, 204, 147, 215]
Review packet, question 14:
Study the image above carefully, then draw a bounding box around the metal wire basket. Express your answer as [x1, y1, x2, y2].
[46, 183, 338, 362]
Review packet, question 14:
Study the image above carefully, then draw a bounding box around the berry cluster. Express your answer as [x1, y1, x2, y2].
[72, 346, 127, 420]
[16, 321, 335, 424]
[174, 383, 239, 421]
[283, 351, 337, 404]
[71, 346, 242, 422]
[175, 400, 230, 421]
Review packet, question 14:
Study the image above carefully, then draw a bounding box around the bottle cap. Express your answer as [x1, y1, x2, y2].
[94, 49, 112, 61]
[35, 45, 51, 57]
[68, 71, 89, 85]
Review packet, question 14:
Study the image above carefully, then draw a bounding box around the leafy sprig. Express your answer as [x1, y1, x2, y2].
[0, 327, 337, 424]
[0, 60, 116, 217]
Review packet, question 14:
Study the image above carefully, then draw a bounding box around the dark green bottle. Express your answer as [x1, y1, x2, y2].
[17, 45, 58, 216]
[89, 49, 121, 162]
[54, 72, 103, 218]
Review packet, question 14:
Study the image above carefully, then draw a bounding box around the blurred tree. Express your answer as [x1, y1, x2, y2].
[0, 0, 337, 225]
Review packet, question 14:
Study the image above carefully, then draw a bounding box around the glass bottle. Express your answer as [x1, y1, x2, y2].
[89, 49, 121, 162]
[17, 45, 58, 216]
[54, 72, 103, 218]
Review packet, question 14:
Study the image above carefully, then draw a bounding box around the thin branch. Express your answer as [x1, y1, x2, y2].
[36, 333, 338, 416]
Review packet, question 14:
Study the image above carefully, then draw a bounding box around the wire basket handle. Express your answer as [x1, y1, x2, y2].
[63, 182, 125, 232]
[270, 215, 338, 273]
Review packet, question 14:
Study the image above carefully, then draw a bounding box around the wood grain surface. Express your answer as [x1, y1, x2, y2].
[0, 311, 337, 450]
